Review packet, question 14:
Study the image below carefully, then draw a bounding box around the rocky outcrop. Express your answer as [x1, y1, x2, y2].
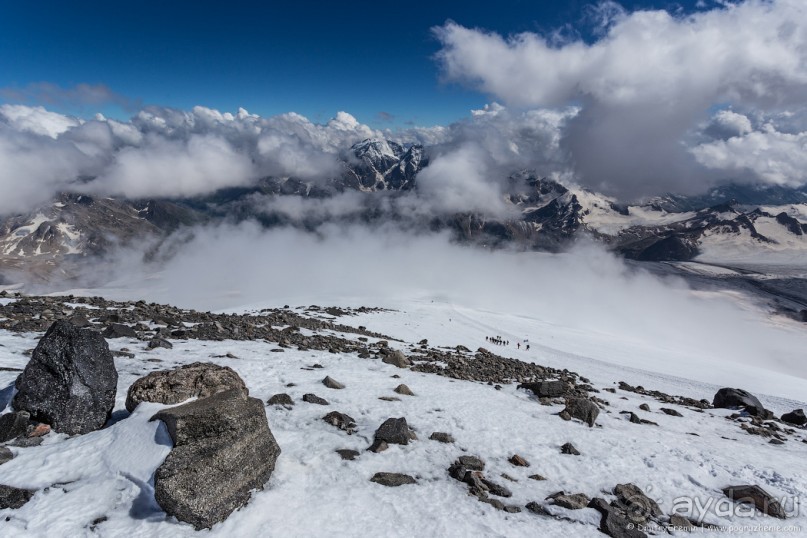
[13, 321, 117, 435]
[150, 388, 281, 530]
[125, 362, 246, 412]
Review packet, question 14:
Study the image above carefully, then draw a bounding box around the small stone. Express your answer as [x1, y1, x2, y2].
[322, 376, 345, 390]
[528, 474, 547, 481]
[393, 384, 414, 396]
[370, 472, 417, 487]
[147, 338, 173, 350]
[322, 411, 357, 434]
[267, 393, 294, 407]
[660, 408, 683, 417]
[548, 491, 590, 510]
[335, 449, 360, 461]
[639, 403, 650, 412]
[28, 423, 50, 438]
[302, 393, 329, 405]
[508, 454, 530, 467]
[429, 432, 454, 443]
[560, 442, 580, 455]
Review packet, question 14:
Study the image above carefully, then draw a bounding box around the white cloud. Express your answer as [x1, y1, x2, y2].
[0, 104, 81, 138]
[434, 0, 807, 196]
[692, 125, 807, 186]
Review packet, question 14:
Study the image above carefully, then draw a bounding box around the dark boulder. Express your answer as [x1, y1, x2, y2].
[102, 323, 138, 339]
[335, 449, 360, 461]
[660, 408, 683, 417]
[0, 484, 35, 509]
[394, 384, 414, 396]
[722, 485, 786, 519]
[713, 388, 767, 417]
[151, 388, 281, 530]
[13, 321, 117, 435]
[147, 338, 173, 350]
[518, 380, 567, 398]
[560, 442, 580, 455]
[369, 417, 415, 451]
[562, 398, 599, 427]
[588, 498, 647, 538]
[0, 411, 30, 443]
[0, 447, 13, 465]
[548, 491, 590, 510]
[781, 409, 806, 426]
[370, 472, 417, 487]
[613, 483, 662, 522]
[125, 362, 246, 412]
[322, 376, 345, 390]
[267, 393, 294, 407]
[302, 393, 329, 405]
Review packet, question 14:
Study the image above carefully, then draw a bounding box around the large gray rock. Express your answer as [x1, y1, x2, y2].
[562, 398, 600, 427]
[13, 321, 117, 435]
[151, 388, 281, 530]
[518, 380, 568, 398]
[382, 350, 412, 368]
[126, 362, 246, 412]
[0, 484, 35, 509]
[713, 388, 767, 416]
[723, 485, 786, 519]
[0, 411, 30, 443]
[369, 417, 415, 451]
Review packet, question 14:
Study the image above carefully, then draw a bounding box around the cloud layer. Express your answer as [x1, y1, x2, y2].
[434, 0, 807, 197]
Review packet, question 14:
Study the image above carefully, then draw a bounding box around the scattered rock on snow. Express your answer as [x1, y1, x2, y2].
[660, 408, 683, 417]
[147, 338, 173, 350]
[370, 472, 417, 487]
[613, 483, 663, 522]
[369, 417, 415, 452]
[722, 485, 786, 519]
[382, 350, 411, 368]
[638, 403, 650, 412]
[302, 393, 330, 405]
[0, 447, 13, 465]
[518, 380, 568, 398]
[781, 409, 806, 426]
[102, 323, 138, 339]
[335, 449, 360, 461]
[713, 388, 769, 417]
[125, 362, 246, 412]
[151, 388, 281, 530]
[560, 442, 581, 455]
[322, 376, 345, 390]
[13, 321, 117, 435]
[508, 454, 530, 467]
[0, 484, 35, 509]
[267, 393, 294, 407]
[562, 398, 599, 427]
[547, 491, 590, 510]
[429, 432, 454, 444]
[322, 411, 357, 434]
[393, 384, 414, 396]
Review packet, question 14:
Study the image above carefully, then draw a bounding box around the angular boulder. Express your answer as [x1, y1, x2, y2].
[518, 380, 567, 398]
[562, 398, 600, 427]
[713, 388, 767, 416]
[126, 362, 246, 412]
[722, 485, 786, 519]
[13, 321, 117, 435]
[382, 350, 411, 368]
[781, 409, 806, 426]
[369, 417, 415, 451]
[151, 388, 281, 530]
[0, 484, 35, 509]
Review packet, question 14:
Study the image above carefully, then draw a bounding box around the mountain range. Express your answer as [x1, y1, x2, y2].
[2, 138, 807, 283]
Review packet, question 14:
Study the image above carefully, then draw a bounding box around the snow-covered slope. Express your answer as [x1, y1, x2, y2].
[1, 293, 806, 537]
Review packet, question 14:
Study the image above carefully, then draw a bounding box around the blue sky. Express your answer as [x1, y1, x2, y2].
[0, 0, 708, 127]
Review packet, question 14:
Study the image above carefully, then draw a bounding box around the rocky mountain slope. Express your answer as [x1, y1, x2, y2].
[0, 293, 805, 536]
[1, 138, 806, 283]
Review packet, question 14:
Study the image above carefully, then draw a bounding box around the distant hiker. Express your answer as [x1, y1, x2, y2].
[526, 344, 530, 351]
[517, 343, 520, 349]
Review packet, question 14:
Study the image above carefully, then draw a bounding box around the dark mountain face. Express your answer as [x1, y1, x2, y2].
[2, 138, 806, 283]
